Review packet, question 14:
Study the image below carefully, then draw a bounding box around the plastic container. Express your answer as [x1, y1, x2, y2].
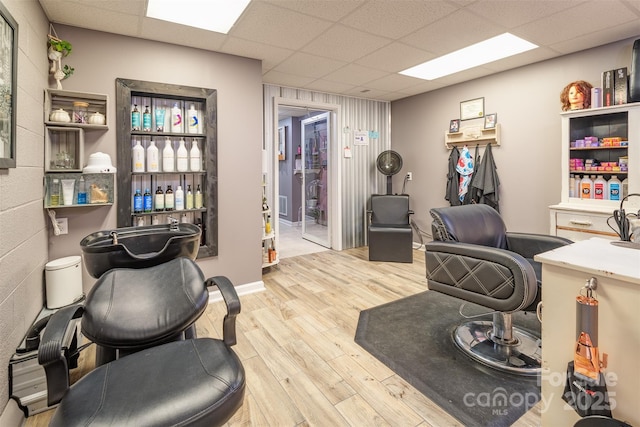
[45, 256, 83, 309]
[146, 140, 159, 172]
[176, 139, 188, 172]
[171, 103, 182, 133]
[608, 176, 621, 201]
[132, 140, 145, 172]
[190, 140, 201, 171]
[187, 104, 199, 134]
[175, 185, 184, 211]
[163, 138, 174, 172]
[73, 101, 89, 124]
[593, 175, 607, 200]
[580, 175, 593, 199]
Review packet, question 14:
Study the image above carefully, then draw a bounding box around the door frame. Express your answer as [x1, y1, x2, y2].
[272, 97, 342, 251]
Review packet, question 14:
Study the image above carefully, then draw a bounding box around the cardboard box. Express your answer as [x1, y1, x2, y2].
[602, 70, 614, 107]
[614, 67, 628, 105]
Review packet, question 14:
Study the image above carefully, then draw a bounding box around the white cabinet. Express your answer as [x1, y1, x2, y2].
[550, 103, 640, 240]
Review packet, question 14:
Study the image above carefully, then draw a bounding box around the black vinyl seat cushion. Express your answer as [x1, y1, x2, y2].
[368, 194, 413, 263]
[49, 338, 246, 427]
[82, 257, 209, 349]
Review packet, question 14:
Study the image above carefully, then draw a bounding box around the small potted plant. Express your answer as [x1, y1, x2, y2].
[48, 35, 74, 88]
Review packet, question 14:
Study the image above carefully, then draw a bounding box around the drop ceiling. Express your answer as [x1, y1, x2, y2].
[39, 0, 640, 102]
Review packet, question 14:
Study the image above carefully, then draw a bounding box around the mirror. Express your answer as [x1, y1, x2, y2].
[0, 2, 17, 169]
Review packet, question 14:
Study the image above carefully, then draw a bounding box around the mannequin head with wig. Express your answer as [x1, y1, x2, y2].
[561, 80, 593, 111]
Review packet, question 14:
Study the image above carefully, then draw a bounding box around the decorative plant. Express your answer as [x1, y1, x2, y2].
[48, 35, 74, 79]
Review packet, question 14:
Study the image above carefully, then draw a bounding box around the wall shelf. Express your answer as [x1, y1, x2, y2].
[445, 124, 500, 149]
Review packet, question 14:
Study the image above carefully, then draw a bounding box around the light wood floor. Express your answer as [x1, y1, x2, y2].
[25, 248, 541, 426]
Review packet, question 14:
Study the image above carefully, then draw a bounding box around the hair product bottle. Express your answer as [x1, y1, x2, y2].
[176, 139, 188, 172]
[142, 106, 152, 132]
[195, 184, 203, 209]
[147, 140, 159, 172]
[133, 189, 143, 213]
[155, 186, 165, 211]
[190, 140, 201, 171]
[175, 185, 184, 211]
[131, 104, 140, 131]
[163, 138, 174, 172]
[143, 188, 152, 212]
[171, 103, 182, 133]
[608, 176, 621, 201]
[187, 104, 199, 134]
[580, 175, 593, 199]
[165, 185, 174, 211]
[593, 175, 607, 200]
[132, 140, 145, 172]
[186, 184, 194, 210]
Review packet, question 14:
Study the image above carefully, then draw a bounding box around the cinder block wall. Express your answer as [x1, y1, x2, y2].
[0, 0, 49, 416]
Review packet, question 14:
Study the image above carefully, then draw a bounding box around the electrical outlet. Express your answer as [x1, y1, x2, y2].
[56, 217, 68, 235]
[406, 172, 413, 181]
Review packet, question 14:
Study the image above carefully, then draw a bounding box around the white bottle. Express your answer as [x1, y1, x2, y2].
[146, 140, 159, 172]
[132, 140, 145, 172]
[574, 175, 581, 199]
[569, 174, 575, 198]
[579, 175, 593, 199]
[175, 185, 185, 210]
[190, 140, 201, 171]
[163, 138, 174, 172]
[622, 178, 629, 199]
[171, 103, 182, 133]
[593, 175, 607, 200]
[187, 104, 199, 134]
[608, 176, 622, 201]
[176, 139, 189, 172]
[195, 184, 203, 209]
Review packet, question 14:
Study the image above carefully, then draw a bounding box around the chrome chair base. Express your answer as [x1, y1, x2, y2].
[454, 320, 542, 376]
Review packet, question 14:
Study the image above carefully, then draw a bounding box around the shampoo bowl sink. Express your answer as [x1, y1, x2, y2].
[80, 223, 201, 278]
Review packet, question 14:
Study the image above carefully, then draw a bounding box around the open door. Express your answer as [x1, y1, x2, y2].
[301, 113, 330, 248]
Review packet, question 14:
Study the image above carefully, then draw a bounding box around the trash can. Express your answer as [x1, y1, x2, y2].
[45, 255, 83, 309]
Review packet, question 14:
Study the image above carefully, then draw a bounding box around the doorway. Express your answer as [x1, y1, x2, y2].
[275, 100, 339, 258]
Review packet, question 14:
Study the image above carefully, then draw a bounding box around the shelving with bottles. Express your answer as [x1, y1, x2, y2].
[115, 79, 218, 258]
[550, 103, 640, 241]
[262, 172, 278, 268]
[43, 89, 110, 211]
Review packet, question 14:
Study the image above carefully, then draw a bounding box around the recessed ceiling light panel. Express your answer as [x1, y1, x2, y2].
[400, 33, 538, 80]
[146, 0, 251, 34]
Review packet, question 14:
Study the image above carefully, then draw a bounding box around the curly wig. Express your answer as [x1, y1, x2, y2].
[560, 80, 593, 111]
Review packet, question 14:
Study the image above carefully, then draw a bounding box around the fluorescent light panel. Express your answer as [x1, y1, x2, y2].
[146, 0, 250, 34]
[400, 33, 538, 80]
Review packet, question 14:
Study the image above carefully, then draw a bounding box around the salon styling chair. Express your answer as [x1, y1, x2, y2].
[425, 204, 571, 375]
[367, 194, 414, 263]
[38, 257, 245, 426]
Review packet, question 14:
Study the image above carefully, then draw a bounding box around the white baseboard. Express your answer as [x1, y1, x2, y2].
[208, 280, 266, 303]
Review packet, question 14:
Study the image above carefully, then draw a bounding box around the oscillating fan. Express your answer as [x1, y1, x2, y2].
[376, 150, 403, 194]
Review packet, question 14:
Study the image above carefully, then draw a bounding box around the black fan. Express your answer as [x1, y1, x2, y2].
[376, 150, 403, 194]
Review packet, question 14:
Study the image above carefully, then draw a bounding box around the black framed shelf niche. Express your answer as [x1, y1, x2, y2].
[115, 78, 218, 258]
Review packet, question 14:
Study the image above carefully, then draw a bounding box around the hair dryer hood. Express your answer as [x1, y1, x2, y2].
[376, 150, 403, 176]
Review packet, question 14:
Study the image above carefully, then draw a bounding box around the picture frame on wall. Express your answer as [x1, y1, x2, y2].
[484, 113, 497, 129]
[460, 97, 484, 121]
[449, 119, 460, 133]
[0, 2, 17, 169]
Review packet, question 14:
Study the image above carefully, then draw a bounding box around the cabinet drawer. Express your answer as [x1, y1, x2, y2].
[555, 211, 618, 240]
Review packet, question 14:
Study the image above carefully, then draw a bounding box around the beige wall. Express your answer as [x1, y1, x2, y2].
[47, 25, 264, 291]
[391, 37, 638, 235]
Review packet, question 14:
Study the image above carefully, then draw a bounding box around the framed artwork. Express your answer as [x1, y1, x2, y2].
[278, 126, 285, 161]
[449, 119, 460, 133]
[484, 113, 497, 129]
[0, 2, 16, 169]
[460, 97, 484, 121]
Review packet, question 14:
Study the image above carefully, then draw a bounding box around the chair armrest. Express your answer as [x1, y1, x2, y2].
[37, 305, 84, 406]
[506, 232, 572, 259]
[205, 276, 241, 346]
[425, 241, 538, 312]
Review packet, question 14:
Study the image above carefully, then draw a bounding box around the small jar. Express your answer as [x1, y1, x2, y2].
[73, 101, 89, 124]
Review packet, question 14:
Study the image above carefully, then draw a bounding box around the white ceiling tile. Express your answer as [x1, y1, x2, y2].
[303, 79, 358, 95]
[344, 86, 392, 100]
[465, 0, 584, 28]
[361, 73, 425, 92]
[273, 52, 347, 79]
[220, 37, 293, 68]
[549, 23, 640, 54]
[322, 63, 389, 85]
[355, 42, 436, 73]
[401, 9, 504, 55]
[301, 24, 391, 62]
[341, 0, 458, 39]
[263, 69, 316, 88]
[269, 0, 364, 22]
[231, 2, 333, 50]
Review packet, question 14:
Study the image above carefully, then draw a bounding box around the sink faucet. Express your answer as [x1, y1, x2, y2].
[168, 216, 179, 231]
[109, 231, 118, 244]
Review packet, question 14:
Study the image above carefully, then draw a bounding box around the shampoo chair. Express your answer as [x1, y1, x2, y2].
[38, 257, 245, 426]
[425, 204, 571, 375]
[367, 194, 414, 263]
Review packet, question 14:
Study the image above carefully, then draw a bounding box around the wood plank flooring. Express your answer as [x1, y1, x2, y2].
[25, 248, 541, 426]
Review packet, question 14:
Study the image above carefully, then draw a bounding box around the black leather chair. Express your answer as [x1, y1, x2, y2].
[368, 194, 414, 263]
[425, 204, 571, 375]
[38, 258, 245, 426]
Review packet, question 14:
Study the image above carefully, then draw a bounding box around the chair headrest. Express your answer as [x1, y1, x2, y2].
[430, 204, 507, 249]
